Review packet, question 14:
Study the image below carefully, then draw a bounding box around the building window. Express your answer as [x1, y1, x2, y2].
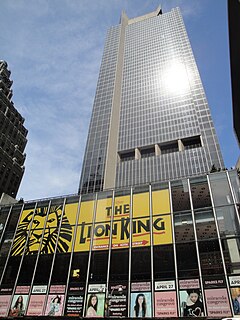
[160, 141, 178, 155]
[119, 150, 135, 162]
[182, 136, 202, 150]
[140, 146, 155, 159]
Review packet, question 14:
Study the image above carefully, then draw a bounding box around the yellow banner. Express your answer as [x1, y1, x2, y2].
[152, 189, 170, 215]
[133, 192, 149, 218]
[153, 214, 172, 245]
[12, 190, 172, 254]
[75, 201, 95, 252]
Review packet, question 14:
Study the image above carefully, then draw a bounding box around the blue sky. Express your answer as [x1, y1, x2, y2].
[1, 0, 239, 200]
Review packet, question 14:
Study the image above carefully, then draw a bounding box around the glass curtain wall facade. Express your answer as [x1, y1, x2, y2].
[79, 7, 224, 195]
[0, 171, 239, 318]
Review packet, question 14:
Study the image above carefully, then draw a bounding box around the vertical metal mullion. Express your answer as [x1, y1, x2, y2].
[226, 171, 240, 225]
[8, 201, 39, 311]
[0, 203, 24, 286]
[0, 205, 13, 245]
[127, 187, 133, 317]
[62, 195, 82, 314]
[169, 180, 180, 315]
[43, 198, 67, 315]
[25, 200, 52, 313]
[149, 184, 155, 317]
[187, 178, 206, 315]
[106, 190, 115, 300]
[207, 174, 234, 316]
[82, 192, 98, 317]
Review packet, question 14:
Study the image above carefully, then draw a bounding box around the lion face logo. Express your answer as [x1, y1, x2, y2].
[11, 205, 72, 255]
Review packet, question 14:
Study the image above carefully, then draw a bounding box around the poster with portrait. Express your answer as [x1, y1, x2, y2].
[45, 294, 64, 316]
[130, 292, 152, 318]
[230, 287, 240, 315]
[85, 293, 105, 317]
[9, 294, 29, 317]
[179, 289, 204, 317]
[229, 276, 240, 315]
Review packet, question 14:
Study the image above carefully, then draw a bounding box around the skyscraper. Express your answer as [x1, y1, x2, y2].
[0, 60, 28, 199]
[79, 6, 224, 194]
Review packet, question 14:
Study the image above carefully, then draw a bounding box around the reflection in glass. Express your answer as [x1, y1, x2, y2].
[190, 177, 211, 209]
[174, 211, 194, 242]
[195, 209, 218, 240]
[222, 237, 240, 274]
[209, 173, 233, 206]
[228, 170, 240, 203]
[171, 180, 190, 212]
[215, 206, 240, 237]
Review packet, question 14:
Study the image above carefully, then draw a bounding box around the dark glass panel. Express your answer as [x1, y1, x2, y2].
[198, 240, 224, 275]
[109, 249, 129, 281]
[153, 244, 175, 279]
[33, 254, 53, 285]
[17, 255, 37, 285]
[69, 252, 89, 284]
[89, 250, 108, 282]
[1, 256, 21, 286]
[176, 242, 199, 278]
[51, 253, 71, 284]
[131, 247, 151, 281]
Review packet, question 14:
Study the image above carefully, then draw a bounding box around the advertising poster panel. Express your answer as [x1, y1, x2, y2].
[107, 284, 127, 317]
[45, 294, 64, 316]
[154, 280, 177, 317]
[10, 192, 172, 255]
[203, 276, 226, 289]
[85, 284, 105, 317]
[65, 285, 85, 317]
[155, 292, 177, 317]
[179, 279, 204, 317]
[27, 295, 45, 316]
[230, 287, 240, 315]
[45, 285, 65, 316]
[205, 288, 231, 317]
[9, 294, 29, 317]
[11, 204, 76, 255]
[131, 282, 152, 317]
[229, 276, 240, 315]
[130, 292, 152, 318]
[0, 295, 11, 317]
[26, 285, 47, 316]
